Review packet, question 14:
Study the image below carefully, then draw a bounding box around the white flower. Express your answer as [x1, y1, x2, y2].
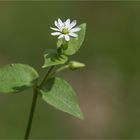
[50, 18, 81, 41]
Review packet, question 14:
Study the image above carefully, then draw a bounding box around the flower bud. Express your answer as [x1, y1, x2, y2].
[69, 61, 85, 70]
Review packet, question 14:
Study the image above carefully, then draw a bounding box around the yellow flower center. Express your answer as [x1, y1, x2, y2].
[62, 28, 69, 34]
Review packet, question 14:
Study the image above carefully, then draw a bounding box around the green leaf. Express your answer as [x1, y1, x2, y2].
[39, 77, 84, 119]
[42, 49, 68, 68]
[0, 63, 39, 93]
[64, 23, 86, 55]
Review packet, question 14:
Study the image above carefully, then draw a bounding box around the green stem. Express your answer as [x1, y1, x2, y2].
[55, 65, 69, 73]
[24, 66, 54, 139]
[39, 66, 54, 87]
[24, 86, 38, 139]
[50, 65, 69, 77]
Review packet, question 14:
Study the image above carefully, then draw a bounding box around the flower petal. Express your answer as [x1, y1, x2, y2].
[58, 34, 64, 39]
[54, 20, 60, 29]
[64, 35, 70, 41]
[58, 18, 64, 27]
[50, 27, 60, 31]
[70, 27, 81, 33]
[69, 32, 78, 37]
[65, 19, 70, 28]
[51, 32, 61, 36]
[70, 20, 77, 29]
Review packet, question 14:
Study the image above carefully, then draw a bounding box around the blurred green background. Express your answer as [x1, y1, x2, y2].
[0, 1, 140, 139]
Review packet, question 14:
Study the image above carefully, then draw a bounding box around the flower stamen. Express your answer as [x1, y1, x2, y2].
[62, 28, 69, 35]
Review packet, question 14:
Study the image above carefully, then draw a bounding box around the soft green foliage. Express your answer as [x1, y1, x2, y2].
[0, 64, 39, 93]
[42, 49, 68, 68]
[63, 23, 86, 55]
[0, 21, 86, 121]
[39, 77, 84, 119]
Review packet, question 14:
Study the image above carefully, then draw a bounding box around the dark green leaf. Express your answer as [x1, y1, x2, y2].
[39, 77, 84, 119]
[42, 49, 68, 68]
[64, 23, 86, 55]
[0, 63, 39, 93]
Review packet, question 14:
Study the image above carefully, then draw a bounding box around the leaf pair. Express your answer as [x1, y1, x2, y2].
[0, 64, 83, 119]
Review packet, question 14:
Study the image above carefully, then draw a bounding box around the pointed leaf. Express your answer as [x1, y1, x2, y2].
[42, 49, 68, 68]
[0, 63, 39, 93]
[64, 23, 86, 55]
[39, 77, 84, 119]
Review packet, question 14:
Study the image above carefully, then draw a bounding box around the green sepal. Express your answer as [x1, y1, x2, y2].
[42, 49, 68, 68]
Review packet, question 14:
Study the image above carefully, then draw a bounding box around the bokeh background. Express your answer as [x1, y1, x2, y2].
[0, 1, 140, 139]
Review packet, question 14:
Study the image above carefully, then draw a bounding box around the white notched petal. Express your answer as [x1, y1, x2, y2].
[51, 32, 61, 36]
[50, 27, 60, 31]
[70, 20, 77, 29]
[69, 32, 78, 37]
[58, 18, 64, 27]
[58, 34, 64, 39]
[54, 20, 60, 29]
[70, 27, 81, 33]
[65, 19, 70, 28]
[64, 35, 70, 41]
